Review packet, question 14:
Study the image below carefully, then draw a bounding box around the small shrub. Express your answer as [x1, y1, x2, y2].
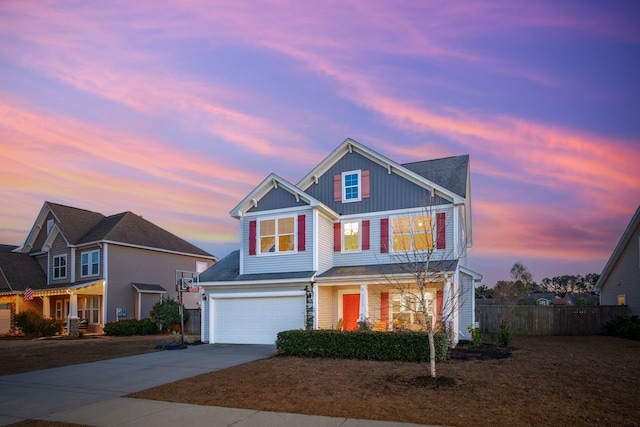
[149, 298, 188, 331]
[276, 329, 450, 362]
[603, 316, 640, 340]
[468, 324, 483, 346]
[14, 310, 63, 336]
[497, 321, 512, 348]
[104, 318, 158, 336]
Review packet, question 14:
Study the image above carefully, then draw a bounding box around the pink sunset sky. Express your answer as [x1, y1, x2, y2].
[1, 1, 639, 287]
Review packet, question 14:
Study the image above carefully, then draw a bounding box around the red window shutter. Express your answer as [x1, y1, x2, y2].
[333, 222, 341, 252]
[249, 220, 257, 255]
[362, 220, 370, 250]
[380, 218, 389, 253]
[297, 215, 306, 251]
[362, 170, 370, 198]
[436, 290, 443, 319]
[436, 212, 446, 249]
[334, 174, 341, 202]
[380, 292, 389, 327]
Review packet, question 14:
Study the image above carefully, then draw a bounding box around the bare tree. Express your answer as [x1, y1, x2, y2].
[372, 194, 470, 378]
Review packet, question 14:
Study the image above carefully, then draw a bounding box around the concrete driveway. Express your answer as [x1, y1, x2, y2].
[0, 344, 276, 426]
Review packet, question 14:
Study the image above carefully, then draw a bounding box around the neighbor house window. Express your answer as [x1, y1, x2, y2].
[342, 221, 360, 251]
[78, 296, 100, 323]
[259, 216, 295, 254]
[618, 294, 626, 306]
[342, 170, 361, 202]
[81, 250, 100, 277]
[392, 215, 433, 252]
[47, 219, 54, 235]
[196, 261, 208, 273]
[53, 254, 67, 279]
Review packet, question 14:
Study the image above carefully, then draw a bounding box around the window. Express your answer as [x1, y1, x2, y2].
[392, 215, 433, 252]
[53, 254, 67, 279]
[78, 296, 100, 323]
[55, 300, 63, 319]
[81, 250, 99, 277]
[47, 219, 54, 235]
[618, 294, 626, 306]
[390, 293, 432, 329]
[259, 217, 295, 254]
[196, 261, 208, 273]
[342, 221, 360, 251]
[342, 170, 361, 202]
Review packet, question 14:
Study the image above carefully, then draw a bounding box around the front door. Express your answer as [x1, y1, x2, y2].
[342, 294, 360, 331]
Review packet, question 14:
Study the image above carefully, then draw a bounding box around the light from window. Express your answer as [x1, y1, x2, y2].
[259, 217, 295, 254]
[618, 294, 626, 306]
[342, 171, 361, 202]
[392, 215, 433, 251]
[342, 221, 360, 251]
[81, 250, 99, 276]
[78, 296, 100, 323]
[53, 255, 67, 279]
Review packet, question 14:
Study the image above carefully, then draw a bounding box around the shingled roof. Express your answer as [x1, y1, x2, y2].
[199, 250, 314, 282]
[402, 155, 469, 198]
[47, 202, 106, 245]
[77, 211, 212, 257]
[0, 251, 47, 292]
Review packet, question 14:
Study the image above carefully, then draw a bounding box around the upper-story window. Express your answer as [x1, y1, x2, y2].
[392, 215, 433, 252]
[342, 221, 361, 251]
[259, 216, 295, 254]
[81, 249, 100, 277]
[47, 219, 54, 235]
[342, 170, 361, 202]
[53, 254, 67, 279]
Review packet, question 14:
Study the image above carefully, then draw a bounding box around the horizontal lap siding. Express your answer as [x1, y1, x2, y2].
[317, 286, 333, 329]
[317, 213, 334, 274]
[600, 225, 640, 315]
[242, 208, 314, 275]
[458, 272, 474, 339]
[333, 205, 455, 267]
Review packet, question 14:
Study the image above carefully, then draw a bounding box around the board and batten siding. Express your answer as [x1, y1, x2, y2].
[247, 186, 309, 213]
[242, 207, 314, 275]
[304, 150, 452, 216]
[332, 205, 456, 268]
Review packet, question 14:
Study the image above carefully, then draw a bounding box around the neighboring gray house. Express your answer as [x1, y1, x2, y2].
[199, 138, 481, 345]
[0, 202, 217, 334]
[594, 205, 640, 315]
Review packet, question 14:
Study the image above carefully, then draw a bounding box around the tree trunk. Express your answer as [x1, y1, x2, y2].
[428, 330, 436, 378]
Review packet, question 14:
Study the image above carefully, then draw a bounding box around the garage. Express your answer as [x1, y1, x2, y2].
[210, 293, 305, 344]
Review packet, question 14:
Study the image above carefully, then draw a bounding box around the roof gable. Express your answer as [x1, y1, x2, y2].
[231, 173, 339, 219]
[297, 138, 465, 205]
[594, 205, 640, 292]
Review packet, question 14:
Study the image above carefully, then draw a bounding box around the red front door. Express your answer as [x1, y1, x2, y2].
[342, 294, 360, 331]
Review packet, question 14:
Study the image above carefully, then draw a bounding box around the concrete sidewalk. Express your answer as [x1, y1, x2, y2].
[0, 343, 442, 427]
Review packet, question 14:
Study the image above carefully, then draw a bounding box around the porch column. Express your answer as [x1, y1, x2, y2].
[67, 293, 79, 337]
[358, 284, 368, 323]
[42, 296, 50, 318]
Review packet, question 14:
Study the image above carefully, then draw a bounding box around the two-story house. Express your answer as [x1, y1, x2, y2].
[0, 202, 217, 335]
[199, 138, 481, 345]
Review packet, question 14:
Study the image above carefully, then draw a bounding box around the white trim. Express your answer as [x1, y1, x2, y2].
[256, 215, 298, 256]
[313, 210, 319, 272]
[337, 205, 452, 221]
[242, 205, 311, 218]
[341, 219, 362, 253]
[208, 290, 306, 299]
[52, 254, 68, 280]
[239, 217, 244, 275]
[342, 170, 362, 203]
[80, 249, 100, 278]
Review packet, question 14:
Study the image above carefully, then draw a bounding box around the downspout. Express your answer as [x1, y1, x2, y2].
[102, 243, 108, 326]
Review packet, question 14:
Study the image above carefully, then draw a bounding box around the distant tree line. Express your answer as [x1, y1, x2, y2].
[475, 261, 600, 301]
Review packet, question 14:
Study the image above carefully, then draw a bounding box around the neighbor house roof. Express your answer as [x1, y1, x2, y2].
[0, 251, 47, 293]
[594, 205, 640, 293]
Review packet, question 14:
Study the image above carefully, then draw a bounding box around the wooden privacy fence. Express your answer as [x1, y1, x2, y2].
[184, 308, 201, 335]
[475, 305, 630, 335]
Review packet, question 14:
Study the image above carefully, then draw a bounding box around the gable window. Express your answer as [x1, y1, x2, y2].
[81, 250, 100, 277]
[53, 254, 67, 279]
[259, 216, 295, 254]
[342, 221, 361, 251]
[47, 219, 54, 235]
[392, 215, 433, 252]
[342, 170, 361, 202]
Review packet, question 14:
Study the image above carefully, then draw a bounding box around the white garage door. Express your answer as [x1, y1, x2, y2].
[211, 296, 305, 344]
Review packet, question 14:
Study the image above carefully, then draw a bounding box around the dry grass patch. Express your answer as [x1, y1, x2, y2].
[129, 336, 640, 427]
